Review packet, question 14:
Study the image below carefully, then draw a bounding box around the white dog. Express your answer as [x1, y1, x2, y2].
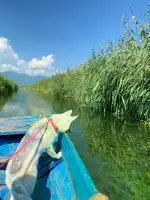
[5, 110, 78, 200]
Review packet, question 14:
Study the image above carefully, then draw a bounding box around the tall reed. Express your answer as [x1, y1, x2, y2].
[30, 8, 150, 121]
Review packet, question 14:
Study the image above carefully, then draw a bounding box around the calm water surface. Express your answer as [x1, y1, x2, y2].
[0, 89, 149, 200]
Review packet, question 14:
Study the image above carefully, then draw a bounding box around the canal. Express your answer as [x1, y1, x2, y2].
[0, 89, 149, 200]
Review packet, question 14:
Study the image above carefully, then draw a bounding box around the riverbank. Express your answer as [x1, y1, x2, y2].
[0, 74, 18, 94]
[27, 13, 150, 121]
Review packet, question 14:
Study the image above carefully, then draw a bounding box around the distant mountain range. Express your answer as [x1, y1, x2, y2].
[1, 71, 46, 86]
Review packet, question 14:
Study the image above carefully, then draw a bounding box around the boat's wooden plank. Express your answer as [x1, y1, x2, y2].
[62, 133, 98, 199]
[0, 136, 21, 157]
[0, 115, 50, 136]
[0, 153, 76, 200]
[0, 117, 33, 136]
[0, 160, 74, 200]
[33, 133, 98, 200]
[32, 159, 76, 200]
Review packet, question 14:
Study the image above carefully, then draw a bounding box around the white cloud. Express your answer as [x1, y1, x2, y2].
[0, 37, 54, 76]
[29, 55, 54, 69]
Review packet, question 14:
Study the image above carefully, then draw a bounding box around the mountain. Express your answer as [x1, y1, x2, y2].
[1, 71, 46, 86]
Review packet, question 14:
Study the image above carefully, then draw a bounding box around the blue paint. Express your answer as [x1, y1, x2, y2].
[0, 115, 50, 136]
[62, 134, 98, 199]
[0, 115, 99, 199]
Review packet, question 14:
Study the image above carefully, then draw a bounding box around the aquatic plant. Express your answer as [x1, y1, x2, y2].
[30, 6, 150, 121]
[38, 96, 150, 200]
[80, 109, 150, 200]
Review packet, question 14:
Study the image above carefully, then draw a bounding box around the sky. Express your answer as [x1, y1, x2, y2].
[0, 0, 149, 77]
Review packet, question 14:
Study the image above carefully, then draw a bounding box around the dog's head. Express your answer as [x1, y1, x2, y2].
[52, 110, 78, 133]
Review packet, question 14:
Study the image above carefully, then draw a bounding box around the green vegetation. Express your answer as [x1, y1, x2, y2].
[30, 9, 150, 121]
[23, 7, 150, 199]
[0, 74, 18, 94]
[81, 111, 150, 200]
[39, 96, 150, 200]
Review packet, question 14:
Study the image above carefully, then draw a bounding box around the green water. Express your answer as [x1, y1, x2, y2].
[0, 89, 150, 200]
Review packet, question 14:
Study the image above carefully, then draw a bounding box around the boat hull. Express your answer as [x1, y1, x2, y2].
[0, 116, 98, 200]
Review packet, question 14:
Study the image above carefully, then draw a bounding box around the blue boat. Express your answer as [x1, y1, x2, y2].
[0, 115, 105, 200]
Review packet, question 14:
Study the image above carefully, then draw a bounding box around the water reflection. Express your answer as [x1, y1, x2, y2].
[0, 92, 17, 112]
[0, 91, 149, 200]
[80, 110, 150, 200]
[42, 95, 150, 200]
[0, 89, 53, 117]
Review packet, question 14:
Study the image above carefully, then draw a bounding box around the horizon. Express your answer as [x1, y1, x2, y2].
[0, 0, 149, 78]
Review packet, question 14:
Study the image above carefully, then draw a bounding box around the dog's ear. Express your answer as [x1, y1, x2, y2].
[72, 115, 78, 120]
[63, 110, 72, 116]
[69, 115, 78, 123]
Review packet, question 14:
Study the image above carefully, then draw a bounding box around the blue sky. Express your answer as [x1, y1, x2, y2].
[0, 0, 149, 76]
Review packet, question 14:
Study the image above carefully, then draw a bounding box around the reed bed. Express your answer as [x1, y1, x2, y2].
[30, 11, 150, 121]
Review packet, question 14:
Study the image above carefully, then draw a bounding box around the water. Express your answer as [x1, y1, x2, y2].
[0, 89, 150, 200]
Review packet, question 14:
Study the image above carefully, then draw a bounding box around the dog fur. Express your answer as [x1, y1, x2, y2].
[5, 110, 78, 200]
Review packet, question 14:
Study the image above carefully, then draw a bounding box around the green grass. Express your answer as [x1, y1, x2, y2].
[0, 74, 18, 94]
[29, 9, 150, 121]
